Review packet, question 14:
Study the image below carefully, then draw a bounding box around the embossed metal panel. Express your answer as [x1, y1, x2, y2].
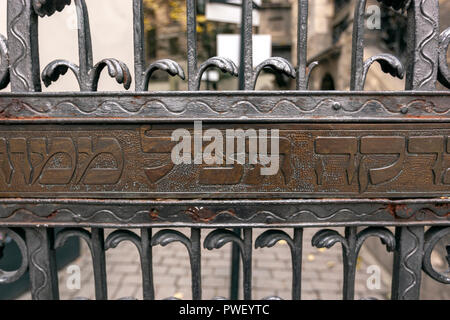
[0, 0, 449, 301]
[1, 123, 450, 199]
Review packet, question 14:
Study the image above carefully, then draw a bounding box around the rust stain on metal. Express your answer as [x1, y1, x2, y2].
[149, 208, 160, 220]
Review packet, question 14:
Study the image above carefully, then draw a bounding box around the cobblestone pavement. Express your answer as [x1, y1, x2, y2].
[18, 228, 390, 300]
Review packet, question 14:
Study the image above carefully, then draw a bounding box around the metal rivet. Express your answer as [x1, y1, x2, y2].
[332, 102, 342, 110]
[400, 107, 409, 114]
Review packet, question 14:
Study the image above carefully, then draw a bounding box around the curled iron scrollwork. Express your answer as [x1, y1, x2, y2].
[351, 0, 406, 90]
[140, 59, 185, 91]
[312, 227, 395, 300]
[251, 57, 296, 90]
[422, 226, 450, 284]
[0, 228, 28, 284]
[193, 57, 238, 91]
[41, 0, 132, 91]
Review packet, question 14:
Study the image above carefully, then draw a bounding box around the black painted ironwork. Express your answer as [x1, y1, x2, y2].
[0, 0, 448, 300]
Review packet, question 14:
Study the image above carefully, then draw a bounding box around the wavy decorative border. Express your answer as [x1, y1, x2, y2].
[0, 94, 449, 120]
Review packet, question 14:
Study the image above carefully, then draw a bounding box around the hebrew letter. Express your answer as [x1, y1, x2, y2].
[30, 138, 76, 185]
[200, 131, 243, 185]
[245, 137, 292, 185]
[77, 137, 124, 185]
[140, 126, 178, 183]
[315, 137, 358, 185]
[9, 138, 31, 185]
[0, 138, 12, 184]
[408, 136, 445, 184]
[359, 136, 406, 192]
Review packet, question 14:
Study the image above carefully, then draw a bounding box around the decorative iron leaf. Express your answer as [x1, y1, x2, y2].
[141, 59, 185, 90]
[105, 229, 142, 251]
[54, 227, 92, 250]
[204, 229, 243, 251]
[42, 59, 80, 87]
[0, 34, 9, 90]
[90, 58, 132, 90]
[362, 54, 404, 89]
[33, 0, 72, 17]
[199, 57, 238, 77]
[255, 57, 296, 78]
[151, 229, 191, 249]
[255, 230, 292, 249]
[438, 28, 450, 89]
[311, 229, 347, 249]
[146, 59, 186, 79]
[355, 227, 396, 254]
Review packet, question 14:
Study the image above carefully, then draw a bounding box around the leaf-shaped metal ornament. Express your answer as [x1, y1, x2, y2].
[33, 0, 72, 17]
[90, 58, 132, 91]
[355, 227, 396, 255]
[140, 59, 185, 91]
[42, 60, 80, 87]
[252, 57, 296, 89]
[55, 227, 92, 250]
[105, 229, 142, 251]
[0, 34, 9, 90]
[151, 229, 192, 251]
[255, 230, 293, 249]
[204, 229, 243, 251]
[311, 229, 348, 250]
[438, 28, 450, 89]
[361, 54, 404, 90]
[193, 57, 238, 90]
[41, 0, 132, 92]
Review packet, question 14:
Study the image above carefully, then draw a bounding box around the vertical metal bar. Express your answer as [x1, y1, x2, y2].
[7, 0, 42, 92]
[74, 0, 94, 91]
[242, 228, 252, 300]
[342, 226, 357, 300]
[190, 228, 202, 300]
[239, 0, 253, 90]
[391, 226, 424, 300]
[230, 0, 254, 297]
[230, 228, 241, 300]
[186, 0, 198, 91]
[133, 0, 145, 91]
[405, 0, 439, 90]
[291, 228, 303, 300]
[296, 0, 308, 90]
[140, 228, 155, 300]
[350, 0, 367, 91]
[91, 228, 108, 300]
[25, 228, 59, 300]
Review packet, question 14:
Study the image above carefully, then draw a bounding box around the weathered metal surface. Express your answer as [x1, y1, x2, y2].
[0, 198, 448, 227]
[0, 0, 448, 301]
[0, 92, 450, 122]
[0, 123, 450, 199]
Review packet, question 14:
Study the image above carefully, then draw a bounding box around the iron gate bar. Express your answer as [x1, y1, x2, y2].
[0, 92, 449, 122]
[0, 198, 448, 227]
[0, 0, 449, 301]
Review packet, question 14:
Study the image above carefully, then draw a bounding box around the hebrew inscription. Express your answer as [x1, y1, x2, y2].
[0, 124, 449, 198]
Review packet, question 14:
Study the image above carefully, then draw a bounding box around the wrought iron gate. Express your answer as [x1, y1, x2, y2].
[0, 0, 449, 300]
